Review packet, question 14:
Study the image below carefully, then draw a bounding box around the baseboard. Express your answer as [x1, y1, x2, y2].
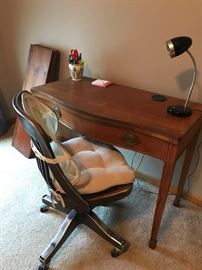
[135, 171, 202, 207]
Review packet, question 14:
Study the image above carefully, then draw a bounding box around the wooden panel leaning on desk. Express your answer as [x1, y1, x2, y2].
[32, 77, 202, 249]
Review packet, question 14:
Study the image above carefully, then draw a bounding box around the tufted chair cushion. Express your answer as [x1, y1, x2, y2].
[60, 137, 135, 194]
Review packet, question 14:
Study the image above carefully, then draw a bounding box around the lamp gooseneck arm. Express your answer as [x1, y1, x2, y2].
[184, 50, 197, 109]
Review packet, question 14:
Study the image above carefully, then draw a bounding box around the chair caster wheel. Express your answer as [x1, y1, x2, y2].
[38, 264, 49, 270]
[40, 205, 49, 213]
[111, 247, 122, 257]
[111, 240, 129, 257]
[173, 198, 180, 207]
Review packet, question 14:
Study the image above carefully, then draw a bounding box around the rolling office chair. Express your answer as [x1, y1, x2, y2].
[12, 90, 135, 270]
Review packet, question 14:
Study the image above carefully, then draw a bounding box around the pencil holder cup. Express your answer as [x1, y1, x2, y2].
[69, 63, 84, 81]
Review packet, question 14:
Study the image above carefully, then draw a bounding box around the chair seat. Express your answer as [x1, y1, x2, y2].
[61, 137, 135, 194]
[82, 183, 133, 207]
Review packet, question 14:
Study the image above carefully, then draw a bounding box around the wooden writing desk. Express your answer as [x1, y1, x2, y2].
[32, 77, 202, 249]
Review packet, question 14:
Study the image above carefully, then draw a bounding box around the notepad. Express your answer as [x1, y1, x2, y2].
[92, 79, 112, 87]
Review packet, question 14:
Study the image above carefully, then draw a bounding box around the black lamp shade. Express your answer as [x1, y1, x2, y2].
[166, 36, 192, 58]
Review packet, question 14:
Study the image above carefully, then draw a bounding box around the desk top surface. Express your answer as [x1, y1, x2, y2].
[32, 77, 202, 142]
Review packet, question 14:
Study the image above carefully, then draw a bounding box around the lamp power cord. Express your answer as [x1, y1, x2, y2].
[131, 153, 159, 195]
[130, 133, 202, 196]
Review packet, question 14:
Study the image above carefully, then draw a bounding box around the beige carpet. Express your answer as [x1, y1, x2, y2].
[0, 128, 202, 270]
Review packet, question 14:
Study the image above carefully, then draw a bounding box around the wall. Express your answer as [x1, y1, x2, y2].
[0, 0, 201, 201]
[0, 13, 11, 123]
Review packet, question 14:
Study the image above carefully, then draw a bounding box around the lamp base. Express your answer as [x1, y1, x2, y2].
[167, 105, 192, 117]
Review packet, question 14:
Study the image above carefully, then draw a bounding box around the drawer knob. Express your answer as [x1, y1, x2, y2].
[123, 133, 139, 145]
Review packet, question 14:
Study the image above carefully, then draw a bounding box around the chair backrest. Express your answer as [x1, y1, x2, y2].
[12, 91, 89, 213]
[22, 92, 59, 140]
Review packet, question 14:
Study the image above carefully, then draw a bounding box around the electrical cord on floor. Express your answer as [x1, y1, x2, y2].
[131, 153, 159, 195]
[131, 135, 202, 197]
[184, 138, 202, 194]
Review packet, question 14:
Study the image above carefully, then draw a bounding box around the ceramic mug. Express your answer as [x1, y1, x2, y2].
[69, 64, 84, 81]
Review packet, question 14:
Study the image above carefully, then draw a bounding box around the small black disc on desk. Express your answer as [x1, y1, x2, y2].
[151, 94, 167, 102]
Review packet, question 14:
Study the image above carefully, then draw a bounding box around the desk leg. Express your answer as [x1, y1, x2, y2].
[173, 134, 198, 207]
[149, 153, 176, 249]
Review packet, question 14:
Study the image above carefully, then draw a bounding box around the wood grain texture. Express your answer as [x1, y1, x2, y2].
[32, 77, 202, 145]
[12, 44, 59, 158]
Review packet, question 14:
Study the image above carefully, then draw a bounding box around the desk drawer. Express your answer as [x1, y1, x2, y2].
[101, 127, 169, 160]
[58, 107, 169, 161]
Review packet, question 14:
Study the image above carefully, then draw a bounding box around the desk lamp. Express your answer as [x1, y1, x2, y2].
[166, 36, 197, 117]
